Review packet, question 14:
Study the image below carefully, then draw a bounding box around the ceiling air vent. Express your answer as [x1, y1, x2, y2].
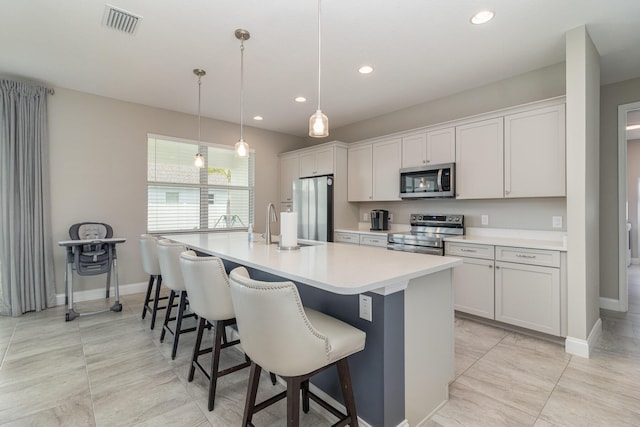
[102, 4, 142, 35]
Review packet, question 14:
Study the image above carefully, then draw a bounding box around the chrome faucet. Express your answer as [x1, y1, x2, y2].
[265, 203, 278, 245]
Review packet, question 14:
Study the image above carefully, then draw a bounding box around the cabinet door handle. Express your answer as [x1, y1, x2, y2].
[516, 254, 536, 259]
[489, 265, 493, 269]
[460, 248, 476, 252]
[495, 265, 500, 269]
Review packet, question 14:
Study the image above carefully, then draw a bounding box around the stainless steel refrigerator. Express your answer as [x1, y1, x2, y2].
[292, 175, 334, 242]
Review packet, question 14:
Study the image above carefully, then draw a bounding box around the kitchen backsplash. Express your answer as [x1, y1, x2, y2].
[357, 197, 567, 231]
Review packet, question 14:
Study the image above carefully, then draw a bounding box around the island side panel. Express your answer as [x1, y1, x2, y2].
[224, 261, 406, 427]
[404, 268, 454, 426]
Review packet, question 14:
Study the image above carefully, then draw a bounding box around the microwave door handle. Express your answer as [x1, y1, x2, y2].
[437, 169, 443, 192]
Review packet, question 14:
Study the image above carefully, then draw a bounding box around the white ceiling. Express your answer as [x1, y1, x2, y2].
[1, 0, 640, 138]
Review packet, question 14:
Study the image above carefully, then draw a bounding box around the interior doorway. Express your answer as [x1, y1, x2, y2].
[618, 102, 640, 312]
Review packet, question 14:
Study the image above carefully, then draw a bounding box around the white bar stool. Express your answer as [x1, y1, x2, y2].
[157, 239, 197, 359]
[139, 234, 168, 330]
[179, 251, 251, 411]
[229, 267, 366, 427]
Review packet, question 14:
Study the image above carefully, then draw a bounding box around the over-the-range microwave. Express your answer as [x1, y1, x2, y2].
[399, 162, 455, 199]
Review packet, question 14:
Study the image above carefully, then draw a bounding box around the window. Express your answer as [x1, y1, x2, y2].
[147, 135, 254, 233]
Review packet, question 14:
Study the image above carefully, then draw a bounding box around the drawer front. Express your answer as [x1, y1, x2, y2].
[495, 246, 560, 267]
[359, 234, 387, 247]
[445, 242, 494, 260]
[334, 232, 359, 245]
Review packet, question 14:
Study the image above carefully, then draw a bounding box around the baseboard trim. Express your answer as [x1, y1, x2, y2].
[55, 281, 148, 306]
[564, 317, 602, 358]
[600, 297, 621, 311]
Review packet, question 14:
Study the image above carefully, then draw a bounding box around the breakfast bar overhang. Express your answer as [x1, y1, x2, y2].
[166, 232, 462, 427]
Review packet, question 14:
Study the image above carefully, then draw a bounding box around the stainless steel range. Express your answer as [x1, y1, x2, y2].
[387, 213, 464, 255]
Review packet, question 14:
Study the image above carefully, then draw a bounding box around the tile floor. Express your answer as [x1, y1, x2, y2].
[0, 269, 639, 426]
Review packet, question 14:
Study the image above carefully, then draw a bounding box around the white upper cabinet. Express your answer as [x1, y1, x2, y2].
[402, 128, 455, 168]
[299, 146, 334, 177]
[279, 155, 300, 203]
[455, 117, 504, 199]
[348, 137, 401, 201]
[372, 138, 402, 201]
[347, 144, 373, 201]
[504, 104, 566, 198]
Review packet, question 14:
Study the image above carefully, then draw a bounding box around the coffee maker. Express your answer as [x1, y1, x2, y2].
[370, 209, 389, 231]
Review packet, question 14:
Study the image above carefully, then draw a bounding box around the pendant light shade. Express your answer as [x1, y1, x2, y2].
[194, 152, 204, 168]
[235, 29, 250, 158]
[309, 0, 328, 137]
[193, 68, 206, 168]
[309, 110, 328, 137]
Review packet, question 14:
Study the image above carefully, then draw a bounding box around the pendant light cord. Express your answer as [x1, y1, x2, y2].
[197, 75, 202, 144]
[317, 0, 322, 111]
[240, 39, 245, 141]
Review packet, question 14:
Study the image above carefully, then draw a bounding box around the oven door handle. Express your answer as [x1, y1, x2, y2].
[437, 169, 443, 192]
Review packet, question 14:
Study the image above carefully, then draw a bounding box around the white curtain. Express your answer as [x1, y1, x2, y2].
[0, 79, 56, 316]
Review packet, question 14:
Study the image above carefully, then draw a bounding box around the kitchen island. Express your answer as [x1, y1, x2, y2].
[167, 232, 462, 427]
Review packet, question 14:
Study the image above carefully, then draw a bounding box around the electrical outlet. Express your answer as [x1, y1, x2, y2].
[481, 215, 489, 225]
[388, 213, 393, 222]
[359, 294, 372, 321]
[552, 216, 563, 228]
[363, 213, 369, 221]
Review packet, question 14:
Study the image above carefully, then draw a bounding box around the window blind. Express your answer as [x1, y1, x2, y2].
[147, 135, 254, 233]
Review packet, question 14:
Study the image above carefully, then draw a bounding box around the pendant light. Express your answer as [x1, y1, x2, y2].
[234, 29, 250, 158]
[309, 0, 328, 137]
[193, 68, 206, 168]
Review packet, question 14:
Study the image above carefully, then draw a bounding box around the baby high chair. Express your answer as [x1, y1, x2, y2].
[59, 222, 126, 321]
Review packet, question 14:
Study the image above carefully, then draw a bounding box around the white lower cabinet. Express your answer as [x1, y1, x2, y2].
[495, 261, 560, 335]
[452, 257, 495, 319]
[446, 242, 563, 336]
[495, 246, 561, 336]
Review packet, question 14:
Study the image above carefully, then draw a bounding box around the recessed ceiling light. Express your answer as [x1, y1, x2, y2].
[358, 65, 374, 74]
[253, 115, 263, 121]
[295, 96, 307, 103]
[470, 10, 494, 25]
[627, 124, 640, 130]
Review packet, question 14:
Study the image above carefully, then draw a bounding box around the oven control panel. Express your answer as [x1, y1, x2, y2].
[410, 213, 464, 227]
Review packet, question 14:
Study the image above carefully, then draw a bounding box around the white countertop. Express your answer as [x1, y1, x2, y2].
[444, 227, 567, 251]
[165, 232, 461, 295]
[334, 228, 388, 237]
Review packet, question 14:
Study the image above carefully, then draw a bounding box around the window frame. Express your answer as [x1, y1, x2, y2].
[147, 133, 255, 234]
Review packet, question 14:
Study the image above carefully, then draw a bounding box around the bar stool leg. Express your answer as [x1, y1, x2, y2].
[150, 276, 164, 330]
[301, 380, 310, 413]
[141, 275, 154, 320]
[242, 362, 262, 427]
[208, 319, 225, 410]
[160, 290, 176, 342]
[171, 291, 188, 359]
[286, 377, 302, 427]
[189, 317, 207, 382]
[337, 359, 359, 427]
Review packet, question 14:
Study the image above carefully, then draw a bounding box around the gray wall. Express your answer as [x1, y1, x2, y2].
[627, 139, 640, 258]
[48, 88, 305, 295]
[308, 62, 566, 145]
[600, 77, 640, 299]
